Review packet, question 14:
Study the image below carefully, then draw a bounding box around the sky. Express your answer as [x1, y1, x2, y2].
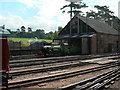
[0, 0, 119, 33]
[118, 1, 120, 19]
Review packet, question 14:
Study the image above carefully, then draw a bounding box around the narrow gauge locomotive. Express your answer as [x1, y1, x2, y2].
[0, 27, 11, 88]
[37, 39, 69, 57]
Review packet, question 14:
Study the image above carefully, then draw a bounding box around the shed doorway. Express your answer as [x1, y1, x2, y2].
[81, 37, 91, 54]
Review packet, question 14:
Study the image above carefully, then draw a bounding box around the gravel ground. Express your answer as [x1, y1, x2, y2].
[110, 79, 120, 90]
[103, 79, 120, 90]
[26, 68, 116, 89]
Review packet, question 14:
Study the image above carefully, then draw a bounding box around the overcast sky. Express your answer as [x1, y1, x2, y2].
[0, 0, 119, 33]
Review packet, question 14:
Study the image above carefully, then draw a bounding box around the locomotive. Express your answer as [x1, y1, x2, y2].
[0, 27, 11, 88]
[37, 39, 69, 57]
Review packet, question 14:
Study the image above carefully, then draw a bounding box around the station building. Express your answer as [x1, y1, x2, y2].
[58, 14, 120, 55]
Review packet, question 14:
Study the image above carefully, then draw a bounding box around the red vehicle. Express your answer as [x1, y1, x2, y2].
[0, 38, 10, 72]
[0, 27, 11, 88]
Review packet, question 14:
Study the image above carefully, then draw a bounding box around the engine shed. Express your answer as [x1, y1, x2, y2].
[58, 14, 120, 55]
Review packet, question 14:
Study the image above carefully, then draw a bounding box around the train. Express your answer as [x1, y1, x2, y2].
[0, 27, 11, 88]
[37, 39, 70, 57]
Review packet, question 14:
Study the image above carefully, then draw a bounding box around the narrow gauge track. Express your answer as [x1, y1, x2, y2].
[59, 68, 120, 90]
[8, 62, 119, 89]
[10, 53, 120, 61]
[10, 62, 90, 76]
[10, 54, 42, 60]
[10, 54, 120, 68]
[10, 61, 118, 76]
[10, 53, 119, 64]
[10, 54, 119, 76]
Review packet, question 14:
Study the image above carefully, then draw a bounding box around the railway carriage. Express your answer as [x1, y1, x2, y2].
[0, 27, 11, 88]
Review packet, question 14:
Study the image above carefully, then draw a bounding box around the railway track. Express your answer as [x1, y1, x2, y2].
[10, 54, 119, 76]
[8, 62, 119, 89]
[10, 62, 90, 76]
[10, 61, 118, 76]
[10, 53, 120, 61]
[5, 53, 119, 89]
[10, 53, 120, 68]
[59, 68, 120, 90]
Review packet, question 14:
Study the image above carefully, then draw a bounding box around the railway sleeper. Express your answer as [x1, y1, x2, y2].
[10, 62, 89, 76]
[8, 65, 118, 88]
[76, 70, 119, 90]
[59, 68, 119, 90]
[90, 74, 120, 90]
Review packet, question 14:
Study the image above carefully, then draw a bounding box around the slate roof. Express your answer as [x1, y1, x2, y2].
[77, 15, 119, 35]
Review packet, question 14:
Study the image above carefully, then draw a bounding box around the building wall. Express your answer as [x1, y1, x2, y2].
[59, 33, 119, 55]
[97, 33, 119, 53]
[91, 35, 97, 54]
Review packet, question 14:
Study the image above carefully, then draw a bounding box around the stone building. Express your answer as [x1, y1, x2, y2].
[58, 14, 120, 54]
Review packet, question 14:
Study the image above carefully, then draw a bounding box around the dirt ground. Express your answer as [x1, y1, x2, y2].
[104, 79, 120, 90]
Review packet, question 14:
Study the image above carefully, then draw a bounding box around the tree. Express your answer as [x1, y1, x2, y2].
[112, 16, 120, 31]
[34, 29, 45, 39]
[86, 10, 99, 19]
[86, 5, 120, 31]
[61, 1, 88, 19]
[28, 27, 32, 33]
[45, 31, 54, 39]
[21, 26, 26, 32]
[17, 29, 20, 33]
[53, 31, 59, 39]
[58, 26, 63, 33]
[87, 5, 114, 25]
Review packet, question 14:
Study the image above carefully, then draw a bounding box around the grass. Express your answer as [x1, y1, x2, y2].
[8, 37, 52, 47]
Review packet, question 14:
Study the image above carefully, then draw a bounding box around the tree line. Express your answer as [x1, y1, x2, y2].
[10, 26, 63, 40]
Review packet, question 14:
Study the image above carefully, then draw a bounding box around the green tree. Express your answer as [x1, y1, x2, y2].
[112, 16, 120, 31]
[17, 29, 20, 33]
[86, 5, 120, 31]
[61, 1, 88, 19]
[34, 29, 45, 39]
[53, 31, 59, 39]
[21, 26, 26, 32]
[45, 31, 54, 39]
[87, 5, 114, 25]
[58, 26, 63, 33]
[28, 27, 32, 33]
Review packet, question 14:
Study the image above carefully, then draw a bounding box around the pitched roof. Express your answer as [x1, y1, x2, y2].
[77, 15, 119, 35]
